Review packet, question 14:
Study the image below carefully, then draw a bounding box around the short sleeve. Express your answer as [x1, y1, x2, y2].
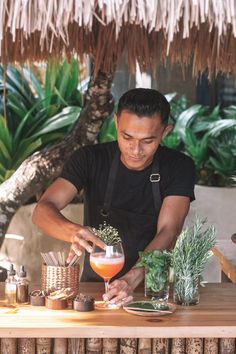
[162, 154, 196, 201]
[60, 148, 89, 192]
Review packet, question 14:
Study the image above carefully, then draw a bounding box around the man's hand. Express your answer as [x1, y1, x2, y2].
[102, 267, 144, 307]
[103, 279, 134, 307]
[67, 226, 106, 263]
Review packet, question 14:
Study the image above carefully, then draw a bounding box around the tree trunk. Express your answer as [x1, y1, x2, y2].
[0, 69, 114, 248]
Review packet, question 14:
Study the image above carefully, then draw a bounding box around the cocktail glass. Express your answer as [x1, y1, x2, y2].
[90, 243, 125, 308]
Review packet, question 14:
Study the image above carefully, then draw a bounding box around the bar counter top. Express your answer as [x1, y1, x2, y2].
[0, 283, 236, 338]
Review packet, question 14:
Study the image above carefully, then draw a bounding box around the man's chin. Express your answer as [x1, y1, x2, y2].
[123, 158, 147, 171]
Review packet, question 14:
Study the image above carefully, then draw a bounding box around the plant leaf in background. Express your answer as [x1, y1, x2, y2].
[0, 59, 82, 184]
[161, 94, 236, 186]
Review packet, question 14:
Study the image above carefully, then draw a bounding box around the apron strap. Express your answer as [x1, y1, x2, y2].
[101, 149, 162, 217]
[100, 150, 120, 217]
[150, 155, 162, 213]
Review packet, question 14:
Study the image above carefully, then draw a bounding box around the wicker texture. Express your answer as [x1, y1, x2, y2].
[41, 264, 80, 294]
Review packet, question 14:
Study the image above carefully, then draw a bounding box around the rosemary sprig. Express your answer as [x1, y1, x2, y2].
[172, 216, 216, 304]
[92, 222, 121, 245]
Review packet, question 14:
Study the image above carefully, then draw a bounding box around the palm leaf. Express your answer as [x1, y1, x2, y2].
[207, 120, 236, 136]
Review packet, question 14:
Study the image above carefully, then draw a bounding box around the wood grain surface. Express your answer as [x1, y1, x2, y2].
[0, 283, 236, 338]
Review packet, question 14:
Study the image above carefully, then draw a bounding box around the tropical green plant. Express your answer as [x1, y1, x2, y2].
[163, 95, 236, 186]
[0, 60, 82, 183]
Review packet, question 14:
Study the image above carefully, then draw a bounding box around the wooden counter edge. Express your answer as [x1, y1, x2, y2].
[0, 326, 236, 338]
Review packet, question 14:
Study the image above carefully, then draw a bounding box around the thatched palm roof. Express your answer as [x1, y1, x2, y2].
[1, 0, 236, 76]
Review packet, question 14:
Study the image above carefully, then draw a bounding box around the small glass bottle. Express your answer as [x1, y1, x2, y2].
[16, 265, 29, 304]
[5, 264, 17, 305]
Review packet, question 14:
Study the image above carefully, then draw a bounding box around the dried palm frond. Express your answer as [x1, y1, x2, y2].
[1, 1, 236, 77]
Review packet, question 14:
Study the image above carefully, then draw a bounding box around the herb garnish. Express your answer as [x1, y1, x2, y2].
[172, 217, 216, 304]
[135, 250, 171, 293]
[92, 222, 121, 245]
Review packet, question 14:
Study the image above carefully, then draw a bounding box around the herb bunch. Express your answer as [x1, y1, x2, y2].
[136, 250, 171, 292]
[172, 217, 216, 304]
[92, 222, 121, 246]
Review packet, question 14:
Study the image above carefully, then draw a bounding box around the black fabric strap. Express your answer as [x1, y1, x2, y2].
[100, 150, 120, 217]
[150, 155, 162, 213]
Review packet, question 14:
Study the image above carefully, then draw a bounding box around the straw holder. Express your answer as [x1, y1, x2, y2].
[41, 264, 80, 294]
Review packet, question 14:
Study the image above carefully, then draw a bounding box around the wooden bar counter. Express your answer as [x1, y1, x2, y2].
[0, 283, 236, 339]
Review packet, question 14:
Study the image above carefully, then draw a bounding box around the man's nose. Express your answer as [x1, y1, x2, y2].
[131, 141, 142, 155]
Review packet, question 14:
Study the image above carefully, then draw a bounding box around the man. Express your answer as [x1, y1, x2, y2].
[32, 88, 195, 306]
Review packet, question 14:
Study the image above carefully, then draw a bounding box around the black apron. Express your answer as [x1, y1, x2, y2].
[81, 150, 162, 282]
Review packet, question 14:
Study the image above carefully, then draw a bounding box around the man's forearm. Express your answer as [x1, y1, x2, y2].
[120, 226, 179, 291]
[32, 201, 80, 243]
[120, 266, 145, 291]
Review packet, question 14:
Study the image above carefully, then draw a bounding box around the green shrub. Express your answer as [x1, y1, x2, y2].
[0, 59, 82, 183]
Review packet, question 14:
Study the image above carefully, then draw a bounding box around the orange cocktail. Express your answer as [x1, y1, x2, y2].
[90, 252, 125, 280]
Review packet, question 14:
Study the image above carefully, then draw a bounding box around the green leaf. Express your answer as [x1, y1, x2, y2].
[12, 138, 42, 168]
[173, 105, 203, 141]
[30, 106, 81, 138]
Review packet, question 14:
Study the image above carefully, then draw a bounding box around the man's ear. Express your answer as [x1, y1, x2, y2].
[162, 124, 173, 139]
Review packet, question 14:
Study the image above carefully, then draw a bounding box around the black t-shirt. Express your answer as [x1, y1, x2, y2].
[61, 141, 195, 215]
[61, 141, 195, 280]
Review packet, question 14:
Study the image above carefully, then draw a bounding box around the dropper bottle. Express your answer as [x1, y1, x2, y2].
[16, 265, 29, 304]
[5, 264, 17, 305]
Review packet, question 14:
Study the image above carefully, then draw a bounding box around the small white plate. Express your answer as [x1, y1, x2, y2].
[123, 301, 176, 317]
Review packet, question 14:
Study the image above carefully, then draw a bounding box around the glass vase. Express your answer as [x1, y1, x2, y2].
[144, 268, 170, 302]
[173, 275, 199, 306]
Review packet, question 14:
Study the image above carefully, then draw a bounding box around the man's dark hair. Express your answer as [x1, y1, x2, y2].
[117, 88, 170, 124]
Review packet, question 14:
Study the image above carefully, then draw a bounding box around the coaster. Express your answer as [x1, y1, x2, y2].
[95, 301, 121, 310]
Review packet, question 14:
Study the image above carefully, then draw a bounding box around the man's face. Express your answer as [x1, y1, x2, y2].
[115, 111, 172, 171]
